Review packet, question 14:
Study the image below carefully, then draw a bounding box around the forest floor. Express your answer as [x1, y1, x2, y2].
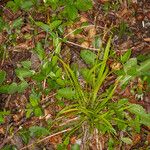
[0, 0, 150, 150]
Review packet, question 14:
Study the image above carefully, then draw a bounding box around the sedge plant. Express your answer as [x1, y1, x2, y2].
[54, 37, 150, 148]
[56, 37, 121, 146]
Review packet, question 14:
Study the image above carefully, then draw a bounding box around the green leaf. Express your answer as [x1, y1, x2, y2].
[80, 68, 94, 85]
[21, 1, 33, 11]
[75, 0, 93, 11]
[140, 114, 150, 127]
[65, 5, 78, 20]
[128, 104, 150, 126]
[12, 18, 23, 29]
[57, 87, 76, 99]
[35, 42, 45, 61]
[128, 104, 146, 116]
[0, 70, 6, 85]
[124, 58, 137, 73]
[29, 93, 39, 107]
[35, 21, 51, 32]
[17, 81, 28, 93]
[0, 115, 4, 124]
[126, 67, 137, 76]
[137, 59, 150, 75]
[26, 109, 33, 118]
[80, 50, 97, 65]
[71, 144, 80, 150]
[50, 20, 62, 31]
[0, 82, 19, 94]
[21, 60, 31, 69]
[121, 49, 131, 63]
[34, 107, 43, 117]
[0, 17, 5, 32]
[15, 68, 35, 80]
[121, 137, 132, 144]
[0, 111, 10, 124]
[93, 36, 102, 49]
[0, 83, 18, 94]
[8, 82, 18, 94]
[29, 126, 50, 137]
[6, 1, 19, 12]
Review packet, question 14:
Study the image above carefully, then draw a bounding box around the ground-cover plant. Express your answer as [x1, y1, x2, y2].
[54, 37, 150, 149]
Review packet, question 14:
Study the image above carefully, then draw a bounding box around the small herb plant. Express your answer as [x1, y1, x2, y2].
[54, 38, 150, 147]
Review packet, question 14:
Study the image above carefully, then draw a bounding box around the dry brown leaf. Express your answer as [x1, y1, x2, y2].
[132, 134, 141, 146]
[70, 136, 77, 144]
[0, 127, 5, 135]
[110, 62, 122, 70]
[144, 38, 150, 42]
[0, 33, 3, 44]
[80, 16, 88, 23]
[88, 27, 96, 39]
[49, 134, 62, 146]
[81, 41, 90, 47]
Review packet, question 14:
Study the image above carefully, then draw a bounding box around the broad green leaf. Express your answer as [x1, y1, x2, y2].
[29, 93, 39, 107]
[17, 81, 28, 93]
[12, 18, 23, 29]
[108, 138, 114, 150]
[140, 114, 150, 127]
[57, 87, 76, 99]
[75, 0, 93, 11]
[26, 109, 33, 118]
[65, 5, 78, 20]
[0, 83, 18, 94]
[8, 82, 18, 94]
[35, 42, 45, 61]
[0, 115, 4, 124]
[6, 1, 19, 12]
[121, 137, 132, 144]
[80, 50, 97, 65]
[0, 111, 10, 124]
[121, 49, 131, 63]
[80, 68, 94, 85]
[50, 20, 62, 31]
[14, 0, 22, 6]
[21, 1, 33, 11]
[15, 68, 35, 80]
[0, 17, 5, 31]
[137, 59, 150, 74]
[124, 58, 137, 73]
[126, 67, 137, 76]
[128, 104, 146, 116]
[34, 107, 43, 116]
[120, 75, 132, 86]
[52, 55, 59, 66]
[56, 78, 65, 86]
[128, 104, 150, 126]
[35, 21, 51, 32]
[93, 36, 102, 49]
[71, 144, 80, 150]
[0, 70, 6, 85]
[29, 126, 50, 137]
[21, 60, 31, 69]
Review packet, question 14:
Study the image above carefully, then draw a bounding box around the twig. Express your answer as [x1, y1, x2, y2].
[59, 117, 79, 127]
[20, 128, 72, 150]
[66, 41, 100, 51]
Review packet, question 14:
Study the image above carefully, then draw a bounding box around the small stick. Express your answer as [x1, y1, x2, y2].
[66, 40, 100, 51]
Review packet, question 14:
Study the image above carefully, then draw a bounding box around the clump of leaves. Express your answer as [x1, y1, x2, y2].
[55, 37, 150, 147]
